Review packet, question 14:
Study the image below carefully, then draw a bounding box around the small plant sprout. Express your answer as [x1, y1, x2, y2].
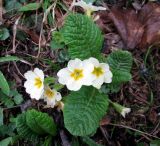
[44, 86, 62, 108]
[109, 100, 131, 118]
[24, 68, 44, 100]
[87, 57, 113, 89]
[71, 0, 106, 16]
[57, 58, 94, 91]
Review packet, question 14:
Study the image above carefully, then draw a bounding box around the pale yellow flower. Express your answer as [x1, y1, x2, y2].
[57, 58, 94, 91]
[87, 57, 113, 89]
[24, 68, 44, 100]
[44, 87, 62, 108]
[72, 0, 106, 16]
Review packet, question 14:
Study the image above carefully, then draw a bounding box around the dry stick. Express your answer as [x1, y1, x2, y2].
[12, 16, 21, 53]
[36, 0, 57, 58]
[108, 123, 160, 140]
[0, 0, 3, 23]
[13, 62, 24, 78]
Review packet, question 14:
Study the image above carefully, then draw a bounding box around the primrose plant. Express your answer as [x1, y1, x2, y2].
[16, 0, 133, 143]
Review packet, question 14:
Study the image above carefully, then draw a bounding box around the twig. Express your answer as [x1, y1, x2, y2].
[12, 16, 21, 53]
[36, 0, 58, 58]
[0, 0, 3, 23]
[13, 62, 25, 78]
[108, 123, 160, 140]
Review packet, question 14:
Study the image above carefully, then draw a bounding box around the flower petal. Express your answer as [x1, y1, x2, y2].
[67, 58, 83, 71]
[34, 68, 44, 81]
[92, 76, 104, 89]
[87, 57, 99, 67]
[24, 71, 37, 80]
[104, 71, 113, 83]
[66, 80, 82, 91]
[56, 92, 62, 101]
[57, 68, 71, 85]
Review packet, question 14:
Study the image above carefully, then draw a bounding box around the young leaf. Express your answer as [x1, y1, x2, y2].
[0, 56, 20, 63]
[61, 13, 103, 59]
[19, 3, 41, 11]
[26, 109, 57, 136]
[106, 50, 133, 92]
[0, 28, 10, 40]
[63, 87, 109, 136]
[107, 50, 133, 73]
[0, 71, 10, 95]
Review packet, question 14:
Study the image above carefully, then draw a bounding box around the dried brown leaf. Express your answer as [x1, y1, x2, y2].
[108, 8, 144, 49]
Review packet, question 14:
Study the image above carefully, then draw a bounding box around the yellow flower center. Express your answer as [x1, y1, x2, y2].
[34, 77, 43, 89]
[70, 69, 84, 81]
[92, 67, 104, 77]
[45, 88, 55, 99]
[86, 9, 92, 16]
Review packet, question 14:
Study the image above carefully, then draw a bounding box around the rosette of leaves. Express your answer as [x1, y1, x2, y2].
[63, 87, 109, 136]
[61, 13, 103, 59]
[16, 109, 57, 143]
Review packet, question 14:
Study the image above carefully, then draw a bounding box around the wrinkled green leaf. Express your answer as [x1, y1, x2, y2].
[0, 71, 10, 95]
[106, 50, 133, 93]
[61, 13, 103, 59]
[63, 87, 109, 136]
[16, 113, 39, 142]
[26, 109, 57, 136]
[19, 3, 41, 11]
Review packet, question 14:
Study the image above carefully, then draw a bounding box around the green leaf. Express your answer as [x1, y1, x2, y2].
[0, 71, 10, 95]
[26, 109, 57, 136]
[81, 136, 103, 146]
[57, 49, 70, 63]
[106, 50, 133, 92]
[5, 0, 22, 12]
[0, 91, 14, 108]
[44, 77, 56, 85]
[84, 0, 96, 3]
[10, 90, 24, 105]
[16, 113, 39, 142]
[63, 87, 109, 136]
[0, 28, 10, 40]
[0, 56, 20, 63]
[107, 50, 133, 72]
[19, 3, 41, 11]
[150, 140, 160, 146]
[50, 40, 64, 50]
[0, 137, 13, 146]
[61, 13, 103, 59]
[0, 108, 3, 126]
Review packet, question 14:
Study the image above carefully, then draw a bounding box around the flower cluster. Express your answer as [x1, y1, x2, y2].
[57, 57, 113, 91]
[24, 68, 62, 108]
